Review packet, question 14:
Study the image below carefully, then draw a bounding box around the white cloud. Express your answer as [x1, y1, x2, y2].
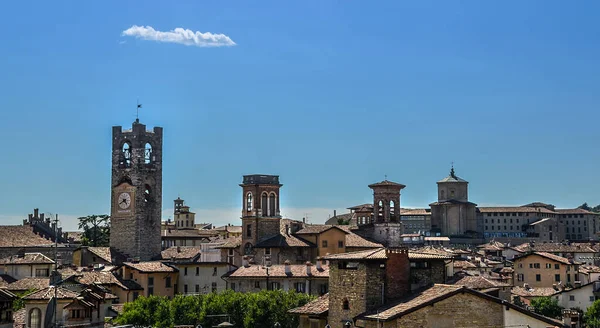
[121, 25, 236, 47]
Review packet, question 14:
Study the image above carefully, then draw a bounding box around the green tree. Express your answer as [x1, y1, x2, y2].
[579, 203, 592, 211]
[115, 290, 314, 328]
[77, 214, 110, 247]
[530, 296, 563, 319]
[585, 300, 600, 327]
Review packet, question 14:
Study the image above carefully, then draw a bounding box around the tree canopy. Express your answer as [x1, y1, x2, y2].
[578, 203, 600, 213]
[114, 290, 315, 328]
[585, 299, 600, 327]
[530, 296, 563, 319]
[77, 214, 110, 247]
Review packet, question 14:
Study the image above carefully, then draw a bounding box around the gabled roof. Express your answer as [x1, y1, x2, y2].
[86, 247, 127, 264]
[160, 246, 202, 261]
[515, 252, 579, 265]
[0, 274, 17, 288]
[347, 204, 373, 211]
[7, 277, 50, 292]
[215, 236, 242, 249]
[254, 234, 315, 248]
[228, 263, 329, 279]
[0, 253, 54, 265]
[357, 284, 562, 327]
[123, 261, 178, 273]
[288, 293, 329, 315]
[24, 286, 79, 300]
[478, 206, 556, 214]
[408, 252, 453, 260]
[555, 208, 597, 215]
[452, 275, 511, 289]
[294, 225, 349, 235]
[0, 225, 56, 247]
[511, 286, 560, 298]
[322, 248, 388, 260]
[368, 180, 406, 189]
[512, 242, 596, 254]
[345, 233, 383, 249]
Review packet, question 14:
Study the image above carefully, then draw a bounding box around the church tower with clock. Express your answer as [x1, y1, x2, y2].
[110, 119, 163, 261]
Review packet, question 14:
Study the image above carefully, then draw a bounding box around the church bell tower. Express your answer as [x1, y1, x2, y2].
[110, 119, 163, 261]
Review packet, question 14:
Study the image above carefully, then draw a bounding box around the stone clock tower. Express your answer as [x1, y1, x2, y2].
[110, 119, 163, 261]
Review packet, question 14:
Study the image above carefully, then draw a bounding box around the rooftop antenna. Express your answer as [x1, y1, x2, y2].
[136, 99, 142, 123]
[384, 174, 387, 181]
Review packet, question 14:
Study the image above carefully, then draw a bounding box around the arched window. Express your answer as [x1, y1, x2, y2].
[343, 298, 349, 310]
[261, 193, 268, 217]
[29, 308, 41, 328]
[246, 192, 253, 211]
[378, 200, 384, 222]
[144, 143, 153, 164]
[244, 242, 253, 255]
[144, 184, 152, 203]
[269, 193, 276, 217]
[122, 142, 132, 167]
[390, 200, 396, 217]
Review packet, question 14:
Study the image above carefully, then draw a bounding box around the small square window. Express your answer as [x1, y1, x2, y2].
[338, 241, 344, 248]
[322, 240, 328, 248]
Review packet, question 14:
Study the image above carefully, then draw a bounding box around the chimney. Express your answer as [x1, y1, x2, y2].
[242, 256, 249, 267]
[34, 208, 39, 219]
[334, 210, 337, 217]
[284, 260, 291, 275]
[316, 257, 322, 270]
[325, 253, 330, 266]
[306, 262, 313, 276]
[523, 283, 530, 290]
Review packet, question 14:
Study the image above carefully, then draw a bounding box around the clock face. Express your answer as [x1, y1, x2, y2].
[118, 192, 131, 209]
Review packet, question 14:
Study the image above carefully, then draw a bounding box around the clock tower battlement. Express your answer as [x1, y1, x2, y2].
[110, 120, 163, 261]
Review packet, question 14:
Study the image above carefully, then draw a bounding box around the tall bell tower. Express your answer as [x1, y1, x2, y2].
[110, 119, 163, 261]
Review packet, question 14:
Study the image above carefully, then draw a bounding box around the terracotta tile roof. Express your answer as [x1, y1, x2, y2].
[362, 284, 464, 320]
[512, 242, 596, 254]
[0, 253, 54, 265]
[111, 304, 125, 315]
[345, 233, 383, 248]
[0, 225, 55, 247]
[424, 237, 450, 242]
[411, 246, 455, 257]
[555, 208, 596, 214]
[24, 286, 79, 300]
[453, 260, 477, 269]
[324, 213, 354, 225]
[254, 234, 315, 248]
[7, 278, 50, 292]
[478, 207, 556, 214]
[65, 231, 83, 243]
[511, 286, 560, 298]
[214, 225, 242, 233]
[0, 274, 17, 288]
[161, 228, 218, 238]
[295, 225, 348, 235]
[288, 293, 329, 315]
[348, 204, 373, 210]
[452, 276, 511, 289]
[114, 278, 143, 291]
[368, 180, 406, 189]
[13, 308, 26, 327]
[477, 241, 506, 251]
[160, 246, 202, 261]
[531, 252, 579, 265]
[75, 271, 121, 286]
[124, 261, 178, 273]
[215, 236, 242, 249]
[500, 267, 514, 273]
[408, 252, 452, 260]
[322, 248, 388, 260]
[228, 263, 329, 279]
[87, 247, 127, 264]
[400, 208, 431, 216]
[580, 265, 600, 274]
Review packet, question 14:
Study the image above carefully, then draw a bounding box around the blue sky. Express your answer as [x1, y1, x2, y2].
[1, 1, 599, 230]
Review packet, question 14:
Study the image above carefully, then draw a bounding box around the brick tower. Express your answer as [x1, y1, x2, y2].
[110, 119, 163, 261]
[369, 180, 405, 247]
[239, 174, 282, 257]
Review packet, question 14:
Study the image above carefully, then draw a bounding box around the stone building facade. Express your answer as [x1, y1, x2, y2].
[110, 120, 163, 261]
[429, 167, 478, 237]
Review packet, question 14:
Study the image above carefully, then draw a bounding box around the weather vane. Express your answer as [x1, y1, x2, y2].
[136, 99, 142, 122]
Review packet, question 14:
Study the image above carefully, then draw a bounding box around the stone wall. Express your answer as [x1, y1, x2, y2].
[410, 260, 446, 291]
[328, 261, 369, 328]
[110, 122, 163, 261]
[372, 223, 403, 247]
[384, 292, 503, 328]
